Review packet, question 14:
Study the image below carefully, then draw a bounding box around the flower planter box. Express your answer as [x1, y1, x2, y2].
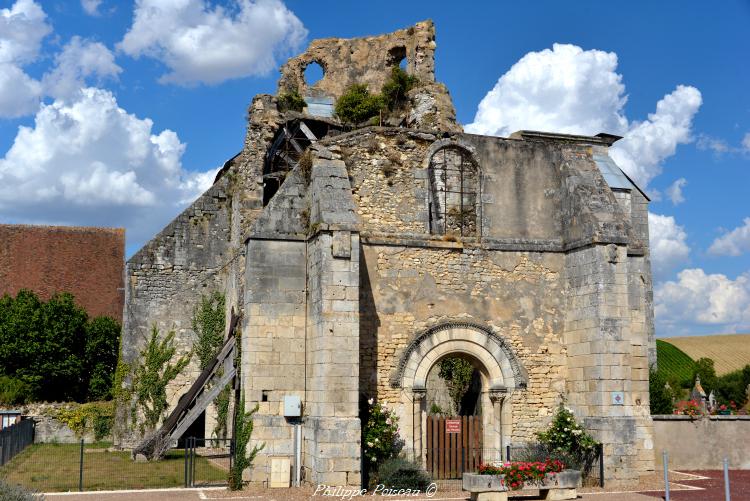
[463, 470, 581, 501]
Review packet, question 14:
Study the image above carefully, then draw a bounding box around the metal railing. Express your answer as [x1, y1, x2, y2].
[0, 419, 34, 466]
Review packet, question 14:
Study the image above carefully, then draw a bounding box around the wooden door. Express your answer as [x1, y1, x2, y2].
[425, 415, 483, 479]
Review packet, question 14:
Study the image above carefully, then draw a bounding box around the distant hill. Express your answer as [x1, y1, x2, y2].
[656, 339, 696, 385]
[661, 334, 750, 376]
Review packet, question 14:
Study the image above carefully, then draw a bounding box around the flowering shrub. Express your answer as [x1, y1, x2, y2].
[363, 399, 404, 477]
[477, 459, 565, 490]
[536, 404, 597, 456]
[673, 399, 703, 417]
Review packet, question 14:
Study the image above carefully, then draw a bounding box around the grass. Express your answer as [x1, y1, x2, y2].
[0, 442, 226, 492]
[663, 333, 750, 375]
[656, 339, 696, 385]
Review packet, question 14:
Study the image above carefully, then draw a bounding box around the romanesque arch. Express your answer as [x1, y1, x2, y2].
[391, 321, 527, 391]
[391, 321, 527, 460]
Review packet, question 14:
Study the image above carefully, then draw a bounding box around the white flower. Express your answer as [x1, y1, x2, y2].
[371, 456, 377, 461]
[368, 398, 374, 405]
[374, 438, 379, 443]
[367, 442, 374, 447]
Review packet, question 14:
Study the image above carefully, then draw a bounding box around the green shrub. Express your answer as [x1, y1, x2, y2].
[374, 457, 430, 491]
[0, 479, 44, 500]
[649, 367, 674, 414]
[334, 84, 385, 124]
[229, 394, 264, 490]
[381, 67, 418, 110]
[438, 356, 474, 414]
[277, 89, 306, 112]
[0, 376, 33, 405]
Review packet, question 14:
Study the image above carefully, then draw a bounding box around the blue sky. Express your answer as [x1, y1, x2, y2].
[0, 0, 748, 337]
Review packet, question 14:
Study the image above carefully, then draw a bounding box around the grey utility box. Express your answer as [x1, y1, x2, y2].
[283, 395, 302, 417]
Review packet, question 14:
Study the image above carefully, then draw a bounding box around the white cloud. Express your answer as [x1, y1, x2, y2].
[655, 269, 750, 334]
[466, 44, 702, 189]
[665, 177, 687, 205]
[0, 88, 215, 246]
[697, 134, 731, 154]
[0, 0, 51, 64]
[81, 0, 102, 16]
[0, 63, 41, 117]
[118, 0, 307, 85]
[648, 212, 690, 280]
[43, 36, 122, 100]
[743, 132, 750, 152]
[709, 218, 750, 257]
[0, 0, 52, 117]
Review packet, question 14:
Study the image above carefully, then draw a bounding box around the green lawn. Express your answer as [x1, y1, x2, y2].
[656, 339, 696, 385]
[0, 442, 226, 492]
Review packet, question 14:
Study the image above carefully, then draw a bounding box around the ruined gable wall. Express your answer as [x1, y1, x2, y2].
[278, 21, 436, 99]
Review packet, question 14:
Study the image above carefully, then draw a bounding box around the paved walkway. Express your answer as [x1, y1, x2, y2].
[42, 469, 750, 501]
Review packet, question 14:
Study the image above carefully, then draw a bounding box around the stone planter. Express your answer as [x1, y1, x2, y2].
[463, 469, 581, 501]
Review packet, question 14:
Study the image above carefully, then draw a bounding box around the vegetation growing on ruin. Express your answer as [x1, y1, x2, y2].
[335, 84, 385, 124]
[0, 290, 120, 404]
[437, 356, 475, 414]
[334, 68, 420, 125]
[46, 401, 114, 441]
[381, 67, 418, 110]
[277, 89, 306, 112]
[228, 394, 263, 490]
[192, 292, 231, 439]
[130, 326, 191, 432]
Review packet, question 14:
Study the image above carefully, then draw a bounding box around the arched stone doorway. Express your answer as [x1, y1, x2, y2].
[390, 321, 527, 463]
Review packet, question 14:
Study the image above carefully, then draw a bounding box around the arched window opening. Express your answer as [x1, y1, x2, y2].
[428, 147, 480, 237]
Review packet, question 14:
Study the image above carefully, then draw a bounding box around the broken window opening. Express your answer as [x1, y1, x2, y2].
[387, 46, 407, 69]
[428, 146, 480, 237]
[304, 61, 324, 87]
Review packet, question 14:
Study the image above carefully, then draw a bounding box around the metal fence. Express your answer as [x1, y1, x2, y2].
[0, 419, 34, 467]
[184, 437, 233, 487]
[0, 436, 232, 493]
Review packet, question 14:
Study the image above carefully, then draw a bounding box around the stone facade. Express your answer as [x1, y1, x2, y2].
[116, 21, 656, 488]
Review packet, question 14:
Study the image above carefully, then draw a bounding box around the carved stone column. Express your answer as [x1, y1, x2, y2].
[413, 388, 427, 466]
[489, 388, 507, 458]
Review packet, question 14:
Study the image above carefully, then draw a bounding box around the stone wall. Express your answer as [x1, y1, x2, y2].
[360, 243, 566, 444]
[653, 415, 750, 469]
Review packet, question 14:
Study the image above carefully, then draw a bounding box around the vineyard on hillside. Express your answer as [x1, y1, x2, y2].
[656, 339, 696, 386]
[664, 334, 750, 376]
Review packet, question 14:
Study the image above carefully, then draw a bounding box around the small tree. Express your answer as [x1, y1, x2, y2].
[131, 325, 191, 432]
[85, 316, 121, 401]
[649, 368, 674, 414]
[438, 356, 475, 414]
[229, 394, 264, 490]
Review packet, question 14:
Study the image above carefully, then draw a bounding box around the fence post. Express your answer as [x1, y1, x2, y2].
[505, 445, 510, 462]
[724, 457, 731, 501]
[79, 438, 84, 492]
[184, 440, 189, 488]
[599, 443, 604, 488]
[663, 451, 670, 501]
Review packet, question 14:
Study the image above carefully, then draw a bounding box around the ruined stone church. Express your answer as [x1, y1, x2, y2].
[116, 21, 656, 488]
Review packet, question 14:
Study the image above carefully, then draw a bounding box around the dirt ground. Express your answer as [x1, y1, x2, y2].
[42, 469, 749, 501]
